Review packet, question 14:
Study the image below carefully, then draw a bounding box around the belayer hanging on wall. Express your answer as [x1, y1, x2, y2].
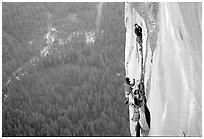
[124, 77, 135, 104]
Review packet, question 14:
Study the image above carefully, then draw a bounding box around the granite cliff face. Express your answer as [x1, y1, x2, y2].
[125, 2, 202, 136]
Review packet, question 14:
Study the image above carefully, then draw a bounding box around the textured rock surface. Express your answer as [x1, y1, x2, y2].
[149, 3, 202, 136]
[124, 2, 151, 136]
[125, 2, 202, 136]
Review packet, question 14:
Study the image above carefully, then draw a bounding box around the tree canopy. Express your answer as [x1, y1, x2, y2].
[2, 2, 129, 136]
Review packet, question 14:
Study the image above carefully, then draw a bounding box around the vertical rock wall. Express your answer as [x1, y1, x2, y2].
[148, 3, 202, 136]
[124, 2, 152, 136]
[125, 2, 202, 136]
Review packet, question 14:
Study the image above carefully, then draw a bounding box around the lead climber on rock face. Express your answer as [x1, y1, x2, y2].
[124, 77, 135, 104]
[134, 23, 142, 44]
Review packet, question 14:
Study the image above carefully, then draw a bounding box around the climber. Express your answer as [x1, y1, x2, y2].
[138, 81, 147, 104]
[132, 82, 151, 136]
[134, 23, 142, 44]
[124, 77, 135, 104]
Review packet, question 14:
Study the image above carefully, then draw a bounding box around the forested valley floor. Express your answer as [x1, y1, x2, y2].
[2, 3, 130, 136]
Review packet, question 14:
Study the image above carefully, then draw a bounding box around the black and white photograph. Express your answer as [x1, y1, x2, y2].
[2, 1, 202, 137]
